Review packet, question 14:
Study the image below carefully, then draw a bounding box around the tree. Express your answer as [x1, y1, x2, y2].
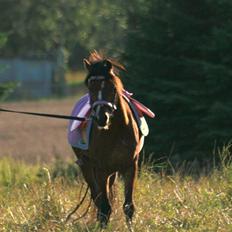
[0, 32, 15, 100]
[124, 0, 232, 162]
[0, 0, 127, 65]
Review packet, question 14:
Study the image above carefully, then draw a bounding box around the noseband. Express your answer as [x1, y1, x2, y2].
[92, 100, 117, 116]
[88, 75, 118, 118]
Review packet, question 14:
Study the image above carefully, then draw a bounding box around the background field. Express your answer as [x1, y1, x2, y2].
[0, 95, 86, 163]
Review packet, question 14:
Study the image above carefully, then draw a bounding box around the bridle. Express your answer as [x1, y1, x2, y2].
[92, 100, 117, 112]
[87, 75, 118, 120]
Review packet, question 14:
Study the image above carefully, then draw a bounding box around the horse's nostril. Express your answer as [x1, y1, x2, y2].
[100, 115, 107, 125]
[97, 113, 109, 127]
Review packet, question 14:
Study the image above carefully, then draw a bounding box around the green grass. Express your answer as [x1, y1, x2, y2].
[0, 145, 232, 231]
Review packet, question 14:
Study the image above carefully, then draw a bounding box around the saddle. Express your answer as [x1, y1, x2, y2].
[68, 91, 155, 150]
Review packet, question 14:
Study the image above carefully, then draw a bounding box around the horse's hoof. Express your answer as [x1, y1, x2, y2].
[123, 203, 135, 220]
[126, 219, 134, 232]
[97, 212, 109, 229]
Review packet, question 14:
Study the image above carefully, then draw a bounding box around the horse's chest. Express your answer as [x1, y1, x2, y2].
[89, 132, 138, 170]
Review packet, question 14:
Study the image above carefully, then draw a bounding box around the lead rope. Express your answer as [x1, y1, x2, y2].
[65, 184, 90, 223]
[0, 107, 87, 121]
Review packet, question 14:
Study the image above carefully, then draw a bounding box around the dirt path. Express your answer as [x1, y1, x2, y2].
[0, 96, 84, 163]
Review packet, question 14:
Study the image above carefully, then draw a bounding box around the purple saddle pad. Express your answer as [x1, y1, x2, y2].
[67, 92, 155, 150]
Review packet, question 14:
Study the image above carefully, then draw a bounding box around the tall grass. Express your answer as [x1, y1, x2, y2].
[0, 157, 40, 187]
[0, 144, 232, 231]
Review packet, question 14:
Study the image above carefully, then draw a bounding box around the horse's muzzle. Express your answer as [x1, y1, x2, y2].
[91, 100, 116, 130]
[95, 111, 110, 130]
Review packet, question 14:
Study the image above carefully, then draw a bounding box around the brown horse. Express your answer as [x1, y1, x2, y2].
[72, 51, 144, 228]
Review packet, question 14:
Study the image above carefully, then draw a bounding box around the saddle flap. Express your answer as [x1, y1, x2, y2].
[139, 117, 149, 136]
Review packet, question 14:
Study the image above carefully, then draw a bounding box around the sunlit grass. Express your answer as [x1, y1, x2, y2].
[0, 144, 232, 231]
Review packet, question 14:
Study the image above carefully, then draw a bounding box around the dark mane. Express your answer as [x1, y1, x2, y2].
[87, 50, 126, 73]
[113, 75, 129, 125]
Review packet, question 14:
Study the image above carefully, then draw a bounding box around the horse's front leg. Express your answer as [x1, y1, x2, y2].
[122, 156, 138, 225]
[78, 164, 112, 228]
[94, 171, 112, 228]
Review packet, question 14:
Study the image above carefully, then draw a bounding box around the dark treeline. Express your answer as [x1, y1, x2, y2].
[125, 0, 232, 164]
[1, 0, 232, 164]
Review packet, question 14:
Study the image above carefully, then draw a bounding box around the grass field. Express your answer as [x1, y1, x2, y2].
[0, 98, 232, 231]
[0, 146, 232, 232]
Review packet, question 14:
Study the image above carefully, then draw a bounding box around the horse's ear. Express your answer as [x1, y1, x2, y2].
[83, 59, 91, 71]
[103, 59, 112, 71]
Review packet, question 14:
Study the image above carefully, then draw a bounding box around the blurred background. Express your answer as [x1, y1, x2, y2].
[0, 0, 232, 167]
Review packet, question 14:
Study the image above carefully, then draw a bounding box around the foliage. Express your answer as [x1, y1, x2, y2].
[124, 0, 232, 162]
[0, 82, 16, 101]
[0, 33, 7, 49]
[0, 0, 127, 68]
[1, 146, 232, 231]
[0, 32, 15, 101]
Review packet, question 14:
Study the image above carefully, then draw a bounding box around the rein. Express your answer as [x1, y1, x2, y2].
[0, 107, 86, 121]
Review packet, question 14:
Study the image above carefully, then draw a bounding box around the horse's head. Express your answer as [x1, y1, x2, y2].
[84, 57, 118, 130]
